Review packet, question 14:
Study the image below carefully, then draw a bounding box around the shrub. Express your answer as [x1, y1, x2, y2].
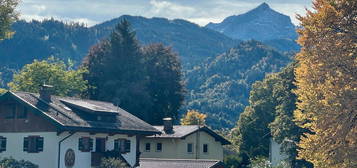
[0, 157, 38, 168]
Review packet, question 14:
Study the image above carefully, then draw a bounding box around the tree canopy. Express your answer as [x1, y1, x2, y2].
[0, 0, 18, 40]
[8, 57, 88, 97]
[83, 20, 184, 125]
[294, 0, 357, 167]
[180, 110, 207, 125]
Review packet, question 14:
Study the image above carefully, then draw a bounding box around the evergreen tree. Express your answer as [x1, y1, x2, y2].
[83, 20, 184, 124]
[0, 0, 18, 40]
[294, 0, 357, 167]
[143, 44, 184, 124]
[83, 19, 152, 121]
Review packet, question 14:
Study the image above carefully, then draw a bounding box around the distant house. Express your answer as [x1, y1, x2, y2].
[0, 86, 159, 168]
[269, 138, 289, 167]
[140, 118, 231, 161]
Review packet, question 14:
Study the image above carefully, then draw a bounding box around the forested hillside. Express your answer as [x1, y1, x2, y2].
[0, 3, 298, 129]
[184, 41, 291, 128]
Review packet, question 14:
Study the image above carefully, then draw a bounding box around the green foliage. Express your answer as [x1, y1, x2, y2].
[8, 57, 88, 97]
[0, 0, 18, 40]
[249, 157, 286, 168]
[83, 20, 184, 124]
[99, 157, 129, 168]
[231, 63, 306, 163]
[143, 44, 184, 124]
[185, 41, 291, 129]
[224, 154, 249, 168]
[0, 157, 38, 168]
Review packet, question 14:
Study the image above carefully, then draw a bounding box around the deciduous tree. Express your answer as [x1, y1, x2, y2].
[181, 110, 207, 125]
[8, 57, 88, 97]
[294, 0, 357, 167]
[0, 0, 18, 40]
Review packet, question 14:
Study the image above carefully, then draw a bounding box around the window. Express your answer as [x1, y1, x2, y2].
[114, 139, 131, 153]
[187, 143, 193, 153]
[0, 137, 6, 152]
[17, 107, 28, 119]
[79, 137, 93, 152]
[4, 104, 15, 119]
[203, 144, 208, 153]
[156, 143, 162, 152]
[23, 136, 44, 153]
[145, 143, 151, 152]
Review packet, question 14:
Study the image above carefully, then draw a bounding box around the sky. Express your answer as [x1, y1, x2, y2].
[18, 0, 313, 27]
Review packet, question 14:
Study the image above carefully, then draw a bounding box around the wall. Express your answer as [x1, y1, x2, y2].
[269, 139, 289, 167]
[59, 132, 137, 168]
[140, 131, 224, 161]
[0, 132, 59, 168]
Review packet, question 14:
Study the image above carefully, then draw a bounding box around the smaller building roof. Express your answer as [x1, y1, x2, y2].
[147, 125, 231, 145]
[139, 158, 224, 168]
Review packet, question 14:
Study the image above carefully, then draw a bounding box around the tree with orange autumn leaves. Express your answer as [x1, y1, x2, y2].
[294, 0, 356, 167]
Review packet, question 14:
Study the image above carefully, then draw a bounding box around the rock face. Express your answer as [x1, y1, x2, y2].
[206, 3, 298, 41]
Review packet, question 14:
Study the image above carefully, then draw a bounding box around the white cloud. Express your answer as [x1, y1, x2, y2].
[17, 0, 313, 27]
[149, 0, 196, 18]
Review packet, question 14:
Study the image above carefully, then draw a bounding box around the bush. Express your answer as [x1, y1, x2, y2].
[0, 157, 38, 168]
[99, 157, 129, 168]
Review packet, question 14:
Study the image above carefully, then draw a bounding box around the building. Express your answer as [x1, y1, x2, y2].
[139, 158, 225, 168]
[140, 118, 231, 161]
[269, 138, 289, 167]
[0, 87, 160, 168]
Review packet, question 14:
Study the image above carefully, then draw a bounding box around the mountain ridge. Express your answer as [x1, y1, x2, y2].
[206, 3, 298, 41]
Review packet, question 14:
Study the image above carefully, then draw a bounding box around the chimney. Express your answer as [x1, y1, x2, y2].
[163, 118, 173, 134]
[39, 84, 53, 102]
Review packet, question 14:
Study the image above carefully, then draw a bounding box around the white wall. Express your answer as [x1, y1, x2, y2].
[59, 132, 137, 168]
[0, 132, 138, 168]
[270, 139, 289, 167]
[140, 131, 224, 161]
[0, 132, 59, 168]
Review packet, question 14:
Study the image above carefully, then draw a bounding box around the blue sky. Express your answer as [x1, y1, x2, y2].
[18, 0, 313, 27]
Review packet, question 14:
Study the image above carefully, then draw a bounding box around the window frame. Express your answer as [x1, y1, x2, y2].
[203, 144, 208, 154]
[114, 139, 131, 154]
[78, 137, 93, 152]
[187, 143, 193, 153]
[23, 136, 44, 153]
[156, 143, 162, 152]
[145, 143, 151, 152]
[0, 136, 6, 152]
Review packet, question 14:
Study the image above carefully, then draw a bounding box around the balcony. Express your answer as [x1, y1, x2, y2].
[91, 150, 128, 167]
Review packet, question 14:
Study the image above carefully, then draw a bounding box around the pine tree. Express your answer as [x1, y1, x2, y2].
[83, 20, 152, 121]
[294, 0, 357, 167]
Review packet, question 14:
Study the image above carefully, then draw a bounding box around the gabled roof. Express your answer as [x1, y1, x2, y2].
[147, 125, 231, 145]
[0, 91, 160, 135]
[139, 158, 224, 168]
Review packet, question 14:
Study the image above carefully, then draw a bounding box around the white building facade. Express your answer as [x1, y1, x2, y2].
[0, 90, 159, 168]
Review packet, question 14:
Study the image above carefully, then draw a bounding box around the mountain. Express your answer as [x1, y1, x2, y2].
[93, 15, 238, 66]
[206, 3, 298, 41]
[184, 41, 291, 129]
